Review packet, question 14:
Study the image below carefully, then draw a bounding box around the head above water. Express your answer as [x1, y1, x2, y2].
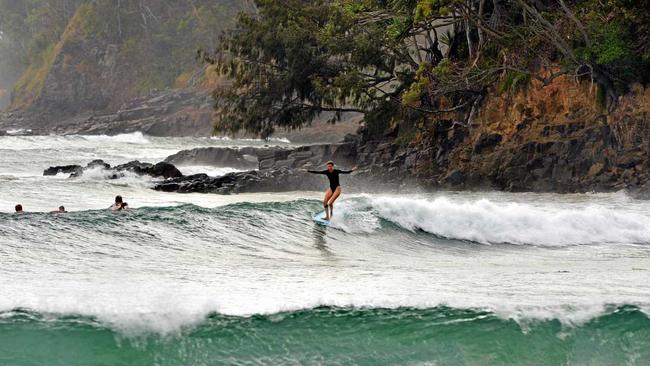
[326, 161, 334, 172]
[115, 195, 123, 204]
[15, 204, 23, 213]
[58, 206, 65, 212]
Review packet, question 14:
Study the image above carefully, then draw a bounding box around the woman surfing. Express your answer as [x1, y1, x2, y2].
[307, 161, 357, 221]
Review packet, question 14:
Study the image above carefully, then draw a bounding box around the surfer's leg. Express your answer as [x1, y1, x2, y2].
[323, 188, 333, 220]
[327, 186, 342, 217]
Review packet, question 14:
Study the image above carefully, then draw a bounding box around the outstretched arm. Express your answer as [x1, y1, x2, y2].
[338, 166, 358, 174]
[307, 169, 328, 174]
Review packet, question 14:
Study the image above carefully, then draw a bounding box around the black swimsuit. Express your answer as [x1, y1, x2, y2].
[308, 169, 353, 191]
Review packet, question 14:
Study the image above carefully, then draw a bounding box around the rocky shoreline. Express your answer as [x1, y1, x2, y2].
[42, 138, 411, 195]
[0, 88, 360, 142]
[41, 126, 649, 199]
[1, 90, 214, 137]
[23, 78, 650, 199]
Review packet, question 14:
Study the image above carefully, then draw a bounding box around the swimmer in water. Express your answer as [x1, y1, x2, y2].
[110, 196, 128, 211]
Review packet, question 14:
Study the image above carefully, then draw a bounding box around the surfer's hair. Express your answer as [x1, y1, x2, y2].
[59, 206, 65, 211]
[326, 161, 334, 166]
[115, 195, 123, 204]
[15, 204, 22, 212]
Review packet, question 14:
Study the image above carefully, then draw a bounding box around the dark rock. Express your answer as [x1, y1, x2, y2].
[259, 158, 275, 170]
[44, 165, 83, 176]
[114, 161, 154, 175]
[474, 133, 503, 153]
[444, 170, 465, 186]
[111, 160, 182, 179]
[164, 147, 263, 170]
[86, 159, 111, 170]
[150, 162, 183, 179]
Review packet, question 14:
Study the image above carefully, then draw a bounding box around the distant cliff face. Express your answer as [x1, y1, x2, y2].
[7, 1, 249, 121]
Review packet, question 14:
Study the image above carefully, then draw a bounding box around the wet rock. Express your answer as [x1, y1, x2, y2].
[150, 162, 183, 179]
[444, 170, 465, 186]
[114, 161, 154, 175]
[44, 165, 83, 176]
[164, 147, 267, 170]
[86, 159, 111, 170]
[112, 160, 182, 179]
[154, 168, 361, 194]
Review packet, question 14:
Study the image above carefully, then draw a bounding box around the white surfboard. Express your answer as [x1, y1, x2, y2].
[312, 211, 331, 226]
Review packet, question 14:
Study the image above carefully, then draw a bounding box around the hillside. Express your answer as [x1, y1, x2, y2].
[0, 0, 250, 122]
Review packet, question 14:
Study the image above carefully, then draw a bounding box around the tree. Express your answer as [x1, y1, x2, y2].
[208, 0, 650, 137]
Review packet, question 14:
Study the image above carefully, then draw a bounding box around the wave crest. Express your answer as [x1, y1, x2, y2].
[364, 196, 650, 246]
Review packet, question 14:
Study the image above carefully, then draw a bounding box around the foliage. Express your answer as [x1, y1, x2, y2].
[10, 43, 60, 110]
[0, 0, 247, 110]
[499, 71, 531, 94]
[209, 0, 650, 137]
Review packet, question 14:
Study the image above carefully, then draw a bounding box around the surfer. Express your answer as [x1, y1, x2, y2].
[14, 204, 24, 214]
[52, 206, 66, 213]
[110, 195, 128, 211]
[307, 161, 357, 220]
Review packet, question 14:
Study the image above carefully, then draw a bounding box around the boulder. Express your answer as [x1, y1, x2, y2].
[164, 147, 262, 169]
[86, 159, 111, 170]
[114, 161, 154, 175]
[150, 162, 183, 179]
[43, 165, 83, 176]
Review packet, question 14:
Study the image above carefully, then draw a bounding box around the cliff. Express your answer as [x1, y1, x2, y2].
[360, 75, 649, 194]
[3, 1, 249, 125]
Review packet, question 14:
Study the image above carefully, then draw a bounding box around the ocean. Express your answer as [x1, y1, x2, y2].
[1, 133, 649, 365]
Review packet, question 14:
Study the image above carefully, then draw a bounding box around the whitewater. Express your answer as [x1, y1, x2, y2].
[1, 133, 649, 365]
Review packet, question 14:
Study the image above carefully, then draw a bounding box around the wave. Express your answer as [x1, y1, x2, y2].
[79, 131, 151, 144]
[5, 128, 33, 135]
[364, 196, 650, 246]
[175, 165, 245, 177]
[4, 196, 650, 246]
[0, 306, 648, 366]
[211, 135, 291, 144]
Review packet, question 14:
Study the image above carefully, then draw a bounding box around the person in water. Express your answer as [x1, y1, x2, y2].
[15, 204, 24, 214]
[307, 161, 357, 220]
[110, 195, 128, 211]
[52, 206, 66, 213]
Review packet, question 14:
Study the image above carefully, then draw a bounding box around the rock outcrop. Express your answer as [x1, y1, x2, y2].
[43, 165, 83, 176]
[48, 90, 215, 136]
[30, 74, 650, 197]
[154, 141, 366, 194]
[354, 77, 650, 195]
[44, 159, 182, 179]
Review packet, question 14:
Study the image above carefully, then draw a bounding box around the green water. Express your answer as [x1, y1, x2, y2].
[1, 306, 649, 366]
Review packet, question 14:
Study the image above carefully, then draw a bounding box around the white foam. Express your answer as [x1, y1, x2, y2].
[211, 135, 291, 144]
[327, 199, 380, 234]
[177, 165, 244, 177]
[80, 132, 151, 144]
[5, 128, 32, 135]
[366, 196, 650, 246]
[68, 166, 155, 188]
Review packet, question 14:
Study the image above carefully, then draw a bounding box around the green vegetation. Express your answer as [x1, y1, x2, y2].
[209, 0, 650, 137]
[10, 43, 60, 110]
[0, 1, 82, 108]
[0, 0, 247, 111]
[499, 71, 531, 94]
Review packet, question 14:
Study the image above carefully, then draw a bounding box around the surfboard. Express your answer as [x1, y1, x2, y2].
[312, 211, 331, 226]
